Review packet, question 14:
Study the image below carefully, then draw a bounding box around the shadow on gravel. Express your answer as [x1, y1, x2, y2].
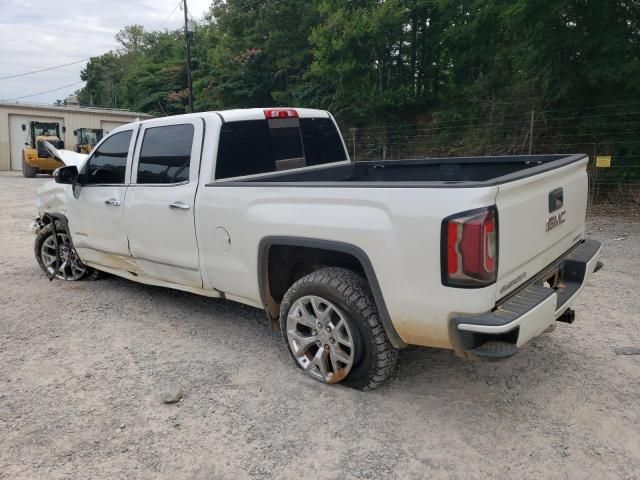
[91, 272, 587, 405]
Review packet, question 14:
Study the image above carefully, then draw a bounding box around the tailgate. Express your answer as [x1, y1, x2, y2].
[494, 156, 589, 300]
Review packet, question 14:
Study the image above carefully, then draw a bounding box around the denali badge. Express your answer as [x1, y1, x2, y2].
[499, 271, 527, 294]
[546, 210, 566, 232]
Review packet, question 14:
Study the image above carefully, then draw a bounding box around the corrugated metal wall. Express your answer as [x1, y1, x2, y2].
[0, 104, 149, 170]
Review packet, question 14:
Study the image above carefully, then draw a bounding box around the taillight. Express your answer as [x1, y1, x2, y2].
[442, 206, 498, 287]
[264, 108, 298, 119]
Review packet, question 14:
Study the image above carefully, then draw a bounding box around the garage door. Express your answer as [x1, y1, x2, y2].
[101, 120, 127, 135]
[9, 114, 64, 170]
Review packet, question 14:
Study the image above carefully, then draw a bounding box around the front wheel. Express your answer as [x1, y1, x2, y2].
[22, 158, 37, 178]
[34, 223, 100, 281]
[280, 267, 398, 390]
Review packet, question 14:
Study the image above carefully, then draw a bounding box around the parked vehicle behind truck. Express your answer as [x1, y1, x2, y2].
[74, 128, 103, 154]
[34, 108, 602, 390]
[22, 121, 64, 177]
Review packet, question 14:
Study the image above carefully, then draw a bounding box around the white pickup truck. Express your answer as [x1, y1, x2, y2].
[34, 107, 602, 390]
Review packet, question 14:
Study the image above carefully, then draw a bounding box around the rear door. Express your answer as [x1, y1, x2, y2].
[123, 117, 204, 288]
[494, 156, 589, 300]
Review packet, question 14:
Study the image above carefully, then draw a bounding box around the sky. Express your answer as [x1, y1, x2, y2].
[0, 0, 211, 104]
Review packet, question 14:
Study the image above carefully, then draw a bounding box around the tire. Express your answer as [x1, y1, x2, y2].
[280, 267, 398, 390]
[22, 158, 37, 178]
[34, 223, 102, 281]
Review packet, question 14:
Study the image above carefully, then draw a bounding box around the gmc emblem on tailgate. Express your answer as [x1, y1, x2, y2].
[546, 210, 566, 232]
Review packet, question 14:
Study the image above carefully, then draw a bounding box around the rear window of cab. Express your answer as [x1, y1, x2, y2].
[215, 117, 347, 180]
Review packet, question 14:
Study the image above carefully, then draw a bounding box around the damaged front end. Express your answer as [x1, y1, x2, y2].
[33, 213, 88, 282]
[31, 217, 44, 236]
[38, 213, 68, 281]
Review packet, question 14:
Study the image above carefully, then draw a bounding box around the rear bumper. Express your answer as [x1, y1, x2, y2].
[450, 239, 602, 360]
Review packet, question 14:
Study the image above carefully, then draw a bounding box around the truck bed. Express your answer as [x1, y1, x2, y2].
[214, 154, 585, 187]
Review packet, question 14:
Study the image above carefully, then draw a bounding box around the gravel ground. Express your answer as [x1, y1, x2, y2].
[1, 172, 638, 479]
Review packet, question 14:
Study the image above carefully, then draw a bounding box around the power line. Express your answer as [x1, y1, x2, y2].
[351, 120, 640, 141]
[2, 81, 85, 101]
[0, 59, 89, 81]
[209, 0, 274, 25]
[161, 0, 183, 27]
[350, 101, 640, 132]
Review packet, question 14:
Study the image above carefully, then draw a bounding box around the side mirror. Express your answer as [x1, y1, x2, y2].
[73, 130, 77, 135]
[24, 142, 29, 146]
[62, 126, 66, 133]
[53, 165, 78, 185]
[22, 124, 26, 131]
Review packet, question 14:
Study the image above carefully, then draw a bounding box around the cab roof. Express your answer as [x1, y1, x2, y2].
[133, 107, 331, 128]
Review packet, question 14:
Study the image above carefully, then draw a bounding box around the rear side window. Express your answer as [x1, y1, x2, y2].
[85, 130, 132, 184]
[137, 124, 194, 184]
[215, 117, 347, 180]
[215, 120, 273, 179]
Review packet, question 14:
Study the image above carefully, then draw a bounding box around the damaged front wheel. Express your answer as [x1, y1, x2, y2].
[35, 223, 99, 281]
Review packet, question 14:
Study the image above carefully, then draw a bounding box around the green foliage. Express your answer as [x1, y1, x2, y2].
[76, 0, 639, 126]
[72, 1, 639, 199]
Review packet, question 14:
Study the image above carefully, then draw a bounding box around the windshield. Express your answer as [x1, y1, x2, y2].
[80, 129, 104, 144]
[34, 123, 59, 137]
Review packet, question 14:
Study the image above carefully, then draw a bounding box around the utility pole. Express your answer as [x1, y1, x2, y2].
[183, 0, 194, 113]
[528, 110, 535, 155]
[351, 128, 357, 161]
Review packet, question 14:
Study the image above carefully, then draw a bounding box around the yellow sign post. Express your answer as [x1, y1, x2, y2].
[596, 155, 612, 168]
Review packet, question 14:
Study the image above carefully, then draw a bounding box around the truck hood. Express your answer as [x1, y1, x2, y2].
[42, 140, 88, 169]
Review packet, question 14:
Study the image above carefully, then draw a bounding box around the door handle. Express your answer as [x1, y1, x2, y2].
[104, 199, 121, 206]
[169, 201, 191, 210]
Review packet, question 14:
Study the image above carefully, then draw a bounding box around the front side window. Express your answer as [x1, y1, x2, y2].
[136, 124, 194, 184]
[85, 130, 132, 184]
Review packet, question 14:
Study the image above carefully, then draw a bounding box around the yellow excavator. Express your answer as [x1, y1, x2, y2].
[22, 121, 65, 177]
[74, 128, 104, 154]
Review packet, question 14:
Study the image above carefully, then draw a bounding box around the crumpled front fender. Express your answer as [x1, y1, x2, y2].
[36, 181, 71, 217]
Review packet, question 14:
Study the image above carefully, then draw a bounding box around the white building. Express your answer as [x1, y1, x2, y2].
[0, 101, 151, 171]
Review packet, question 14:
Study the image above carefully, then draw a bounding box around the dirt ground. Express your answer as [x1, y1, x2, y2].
[0, 171, 638, 480]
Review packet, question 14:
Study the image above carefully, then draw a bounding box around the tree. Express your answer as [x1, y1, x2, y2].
[74, 1, 640, 125]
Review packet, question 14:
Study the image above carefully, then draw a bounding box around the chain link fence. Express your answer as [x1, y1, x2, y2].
[344, 104, 640, 208]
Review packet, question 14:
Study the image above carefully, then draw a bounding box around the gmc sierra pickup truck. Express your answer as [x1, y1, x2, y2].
[34, 107, 602, 390]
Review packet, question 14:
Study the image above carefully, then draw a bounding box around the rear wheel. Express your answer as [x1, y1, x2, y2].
[22, 158, 37, 178]
[280, 267, 398, 390]
[34, 223, 101, 281]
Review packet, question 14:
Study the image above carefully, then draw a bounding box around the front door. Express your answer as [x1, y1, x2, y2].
[69, 127, 137, 271]
[123, 117, 204, 288]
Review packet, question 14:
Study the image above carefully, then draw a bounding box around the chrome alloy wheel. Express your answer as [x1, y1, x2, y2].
[286, 295, 355, 383]
[40, 232, 86, 281]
